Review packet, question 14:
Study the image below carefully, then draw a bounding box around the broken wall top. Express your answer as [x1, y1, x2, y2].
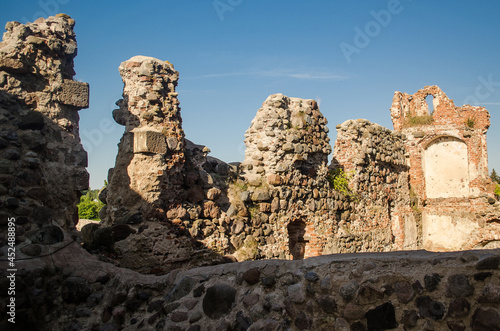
[113, 56, 181, 130]
[241, 93, 331, 182]
[0, 14, 89, 110]
[390, 85, 490, 131]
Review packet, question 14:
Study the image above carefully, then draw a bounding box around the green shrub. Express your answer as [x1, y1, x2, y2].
[404, 114, 434, 127]
[495, 183, 500, 196]
[77, 189, 104, 220]
[78, 200, 102, 220]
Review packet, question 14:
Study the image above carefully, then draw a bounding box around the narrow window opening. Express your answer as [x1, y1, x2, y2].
[425, 95, 434, 114]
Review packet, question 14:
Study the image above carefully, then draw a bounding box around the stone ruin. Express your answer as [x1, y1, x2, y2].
[0, 15, 499, 331]
[332, 119, 414, 250]
[390, 85, 499, 251]
[105, 56, 186, 223]
[0, 14, 89, 255]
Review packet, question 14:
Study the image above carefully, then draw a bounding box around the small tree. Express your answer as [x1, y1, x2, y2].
[78, 200, 101, 220]
[491, 169, 500, 183]
[77, 189, 104, 220]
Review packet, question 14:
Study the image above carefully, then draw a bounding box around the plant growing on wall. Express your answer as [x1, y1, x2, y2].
[404, 114, 434, 127]
[409, 186, 421, 213]
[328, 168, 354, 197]
[465, 117, 475, 128]
[248, 204, 260, 219]
[491, 169, 500, 198]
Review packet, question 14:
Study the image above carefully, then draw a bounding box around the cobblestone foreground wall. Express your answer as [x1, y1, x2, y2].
[0, 15, 89, 257]
[1, 243, 499, 330]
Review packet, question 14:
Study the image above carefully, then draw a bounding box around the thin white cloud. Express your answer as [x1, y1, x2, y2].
[288, 73, 347, 80]
[478, 102, 500, 106]
[192, 70, 349, 81]
[198, 72, 249, 78]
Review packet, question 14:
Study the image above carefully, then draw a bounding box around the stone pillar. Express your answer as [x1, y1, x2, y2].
[0, 15, 89, 255]
[104, 56, 185, 225]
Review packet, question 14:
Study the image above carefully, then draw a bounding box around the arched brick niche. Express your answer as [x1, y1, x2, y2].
[423, 136, 470, 199]
[287, 220, 308, 260]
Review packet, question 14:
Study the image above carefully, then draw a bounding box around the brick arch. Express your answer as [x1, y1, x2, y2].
[287, 220, 307, 260]
[286, 218, 323, 260]
[421, 134, 466, 150]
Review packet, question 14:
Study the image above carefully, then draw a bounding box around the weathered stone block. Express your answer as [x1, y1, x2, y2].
[133, 130, 167, 154]
[267, 174, 282, 186]
[202, 284, 237, 319]
[251, 188, 270, 201]
[413, 131, 425, 138]
[60, 79, 89, 108]
[0, 58, 27, 72]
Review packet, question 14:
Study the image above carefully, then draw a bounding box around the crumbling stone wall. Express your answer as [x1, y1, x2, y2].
[390, 85, 500, 250]
[95, 85, 498, 272]
[0, 15, 89, 257]
[331, 119, 418, 251]
[390, 85, 492, 199]
[236, 93, 336, 260]
[95, 92, 338, 269]
[99, 92, 416, 267]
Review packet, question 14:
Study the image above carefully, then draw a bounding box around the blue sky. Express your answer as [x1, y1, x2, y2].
[2, 0, 500, 189]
